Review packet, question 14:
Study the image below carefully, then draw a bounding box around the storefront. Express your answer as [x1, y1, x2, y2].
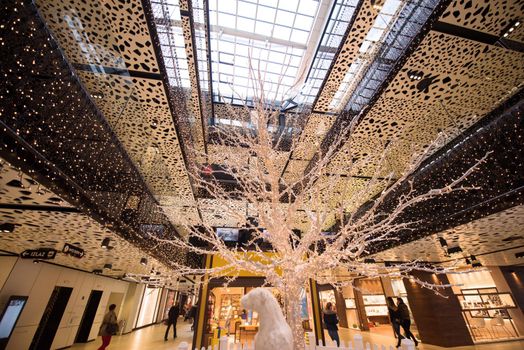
[335, 277, 419, 339]
[448, 269, 521, 342]
[192, 255, 322, 348]
[135, 285, 162, 328]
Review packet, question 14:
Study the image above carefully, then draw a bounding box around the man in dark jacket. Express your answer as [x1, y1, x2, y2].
[323, 302, 340, 347]
[165, 305, 180, 340]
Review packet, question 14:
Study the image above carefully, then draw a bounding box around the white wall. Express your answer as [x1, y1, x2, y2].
[119, 283, 145, 333]
[0, 256, 17, 291]
[0, 257, 131, 350]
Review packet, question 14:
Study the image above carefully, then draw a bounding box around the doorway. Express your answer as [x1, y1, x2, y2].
[29, 286, 73, 350]
[75, 290, 103, 343]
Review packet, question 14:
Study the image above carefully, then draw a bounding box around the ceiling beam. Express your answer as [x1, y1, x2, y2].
[432, 21, 524, 54]
[0, 204, 80, 213]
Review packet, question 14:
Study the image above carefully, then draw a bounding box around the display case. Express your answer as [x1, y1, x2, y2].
[363, 295, 388, 316]
[344, 298, 356, 309]
[458, 288, 516, 317]
[457, 288, 518, 341]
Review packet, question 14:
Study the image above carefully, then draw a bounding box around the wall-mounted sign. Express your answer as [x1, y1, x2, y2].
[20, 248, 56, 260]
[62, 243, 84, 259]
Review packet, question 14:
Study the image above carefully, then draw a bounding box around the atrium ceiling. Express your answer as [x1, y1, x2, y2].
[1, 0, 523, 273]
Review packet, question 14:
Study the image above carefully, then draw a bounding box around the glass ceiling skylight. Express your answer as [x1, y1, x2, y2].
[300, 0, 360, 106]
[208, 0, 322, 106]
[151, 0, 190, 89]
[328, 0, 404, 111]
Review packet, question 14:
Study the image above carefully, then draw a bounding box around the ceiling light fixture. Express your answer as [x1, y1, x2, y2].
[470, 255, 482, 267]
[515, 251, 524, 259]
[407, 70, 423, 81]
[0, 223, 15, 233]
[447, 246, 463, 254]
[92, 269, 103, 275]
[140, 257, 148, 266]
[502, 20, 521, 38]
[101, 237, 111, 249]
[103, 263, 112, 270]
[438, 237, 448, 248]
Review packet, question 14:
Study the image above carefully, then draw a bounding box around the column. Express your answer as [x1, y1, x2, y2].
[403, 271, 473, 347]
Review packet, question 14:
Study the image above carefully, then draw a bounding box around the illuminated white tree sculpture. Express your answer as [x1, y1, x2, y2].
[157, 95, 486, 349]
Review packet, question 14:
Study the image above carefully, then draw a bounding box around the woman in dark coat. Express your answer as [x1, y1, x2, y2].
[386, 297, 403, 348]
[98, 304, 118, 350]
[323, 302, 340, 347]
[397, 297, 418, 346]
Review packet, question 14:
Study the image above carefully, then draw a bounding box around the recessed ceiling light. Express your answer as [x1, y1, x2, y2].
[101, 237, 111, 249]
[0, 223, 15, 233]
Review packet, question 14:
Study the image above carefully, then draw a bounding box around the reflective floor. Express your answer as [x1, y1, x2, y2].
[333, 327, 524, 350]
[68, 322, 524, 350]
[69, 321, 194, 350]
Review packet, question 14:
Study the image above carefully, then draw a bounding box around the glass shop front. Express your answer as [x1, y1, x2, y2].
[448, 269, 521, 342]
[200, 278, 315, 347]
[336, 277, 419, 339]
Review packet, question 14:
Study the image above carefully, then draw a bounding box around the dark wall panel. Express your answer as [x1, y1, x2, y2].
[404, 271, 473, 347]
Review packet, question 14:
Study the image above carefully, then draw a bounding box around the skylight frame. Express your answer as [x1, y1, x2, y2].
[208, 0, 321, 108]
[151, 0, 191, 89]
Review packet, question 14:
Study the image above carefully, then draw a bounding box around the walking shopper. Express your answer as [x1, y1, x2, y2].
[97, 304, 118, 350]
[397, 297, 418, 347]
[165, 304, 180, 340]
[323, 302, 340, 347]
[189, 304, 198, 330]
[386, 297, 404, 347]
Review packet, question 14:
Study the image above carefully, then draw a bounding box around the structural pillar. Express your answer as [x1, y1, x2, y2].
[403, 271, 473, 347]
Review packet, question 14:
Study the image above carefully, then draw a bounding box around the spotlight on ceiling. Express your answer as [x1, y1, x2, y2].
[364, 258, 376, 264]
[447, 246, 463, 255]
[140, 257, 148, 266]
[0, 223, 15, 233]
[502, 19, 521, 38]
[438, 237, 448, 248]
[407, 70, 423, 81]
[92, 269, 103, 275]
[101, 238, 111, 249]
[470, 255, 482, 267]
[515, 251, 524, 259]
[103, 263, 113, 270]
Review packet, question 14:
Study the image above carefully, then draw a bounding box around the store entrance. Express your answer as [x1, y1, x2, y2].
[355, 278, 419, 340]
[200, 277, 315, 348]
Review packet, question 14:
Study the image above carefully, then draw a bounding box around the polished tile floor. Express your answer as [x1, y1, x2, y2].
[69, 321, 194, 350]
[69, 322, 524, 350]
[332, 327, 524, 350]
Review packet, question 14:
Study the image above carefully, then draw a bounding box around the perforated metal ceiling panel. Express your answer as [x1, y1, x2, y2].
[371, 205, 524, 265]
[0, 162, 173, 278]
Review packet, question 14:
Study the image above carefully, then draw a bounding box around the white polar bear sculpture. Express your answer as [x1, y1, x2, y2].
[241, 288, 293, 350]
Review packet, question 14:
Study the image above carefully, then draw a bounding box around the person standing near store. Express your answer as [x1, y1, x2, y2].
[397, 297, 418, 347]
[386, 297, 404, 348]
[323, 302, 340, 347]
[97, 304, 118, 350]
[165, 304, 180, 340]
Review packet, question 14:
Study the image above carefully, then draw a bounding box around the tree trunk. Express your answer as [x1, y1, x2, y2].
[283, 287, 305, 350]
